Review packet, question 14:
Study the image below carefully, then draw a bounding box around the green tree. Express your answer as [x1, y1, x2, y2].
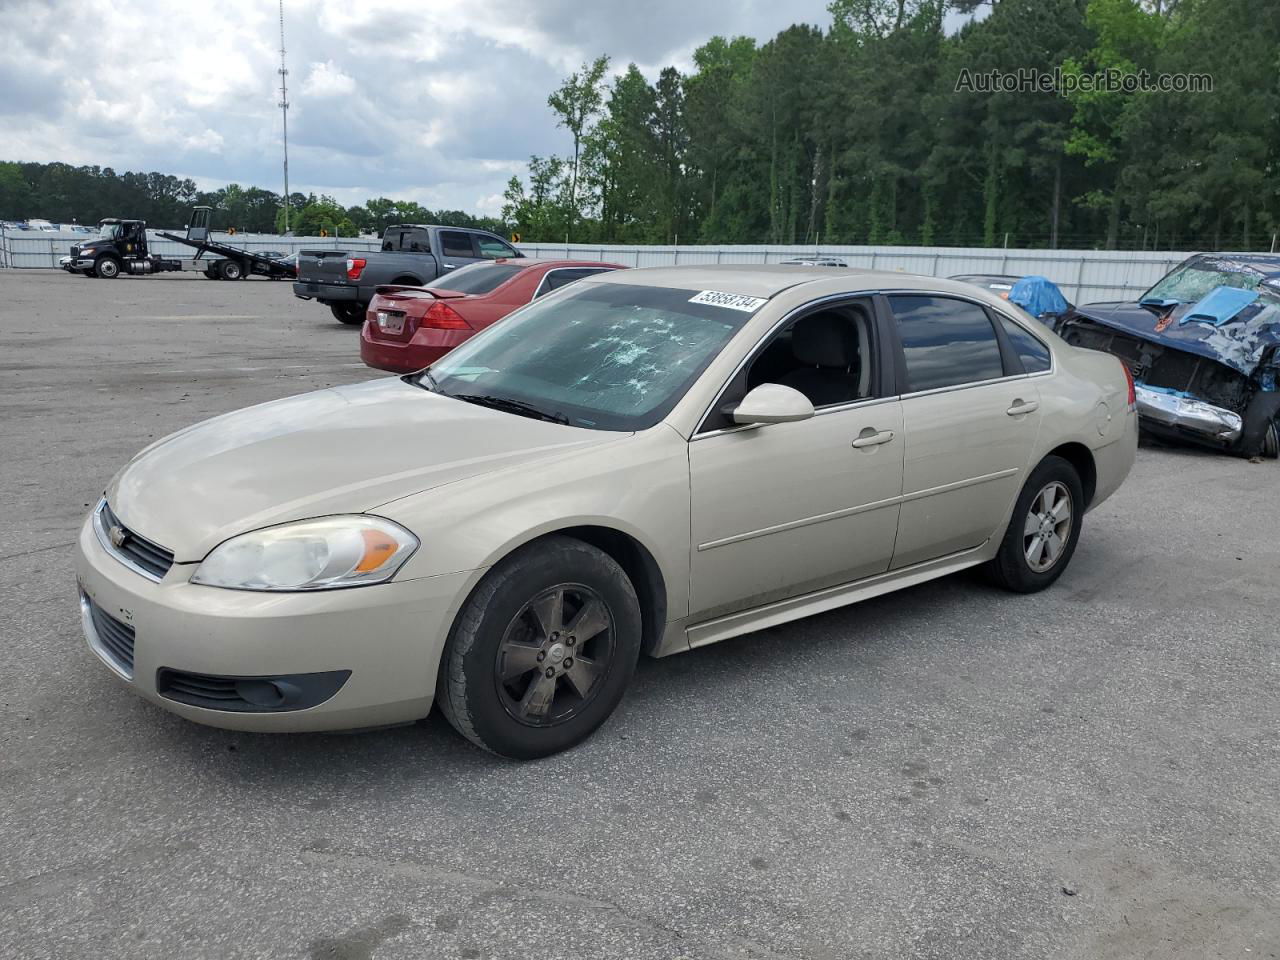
[547, 55, 611, 239]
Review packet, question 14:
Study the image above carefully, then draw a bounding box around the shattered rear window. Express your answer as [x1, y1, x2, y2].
[427, 282, 759, 430]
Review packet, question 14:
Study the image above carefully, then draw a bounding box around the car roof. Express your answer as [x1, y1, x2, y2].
[581, 263, 983, 299]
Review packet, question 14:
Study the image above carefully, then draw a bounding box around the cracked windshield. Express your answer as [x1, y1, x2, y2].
[426, 281, 754, 430]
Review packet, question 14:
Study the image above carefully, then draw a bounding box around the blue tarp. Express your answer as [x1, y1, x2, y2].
[1008, 275, 1069, 318]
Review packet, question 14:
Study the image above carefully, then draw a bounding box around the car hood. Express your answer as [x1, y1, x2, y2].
[106, 378, 618, 561]
[1071, 299, 1280, 376]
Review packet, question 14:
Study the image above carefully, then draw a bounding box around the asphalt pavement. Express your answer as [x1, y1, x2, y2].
[1, 269, 1277, 959]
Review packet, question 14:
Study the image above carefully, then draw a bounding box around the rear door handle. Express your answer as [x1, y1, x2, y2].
[852, 429, 895, 448]
[1007, 400, 1039, 416]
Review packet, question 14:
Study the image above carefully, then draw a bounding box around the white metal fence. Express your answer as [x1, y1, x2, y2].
[515, 242, 1198, 304]
[0, 228, 382, 270]
[1, 228, 1199, 303]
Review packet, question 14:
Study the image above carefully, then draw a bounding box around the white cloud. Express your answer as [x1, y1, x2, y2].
[0, 0, 834, 216]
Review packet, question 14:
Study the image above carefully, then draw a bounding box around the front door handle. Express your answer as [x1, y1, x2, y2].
[1007, 399, 1039, 416]
[852, 429, 895, 448]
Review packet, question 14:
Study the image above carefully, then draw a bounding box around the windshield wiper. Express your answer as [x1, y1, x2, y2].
[451, 393, 569, 425]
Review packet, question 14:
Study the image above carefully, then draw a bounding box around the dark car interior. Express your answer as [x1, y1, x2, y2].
[701, 303, 874, 432]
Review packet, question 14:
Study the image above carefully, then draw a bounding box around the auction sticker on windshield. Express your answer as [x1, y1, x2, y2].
[688, 290, 769, 312]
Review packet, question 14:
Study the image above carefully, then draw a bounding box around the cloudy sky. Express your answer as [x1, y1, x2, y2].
[1, 0, 841, 216]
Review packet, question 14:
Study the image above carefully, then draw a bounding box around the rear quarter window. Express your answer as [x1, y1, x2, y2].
[440, 232, 476, 258]
[997, 315, 1052, 373]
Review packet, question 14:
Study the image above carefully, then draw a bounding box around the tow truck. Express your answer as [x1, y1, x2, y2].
[60, 207, 296, 280]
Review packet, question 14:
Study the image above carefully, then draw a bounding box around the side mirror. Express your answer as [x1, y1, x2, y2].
[730, 383, 815, 425]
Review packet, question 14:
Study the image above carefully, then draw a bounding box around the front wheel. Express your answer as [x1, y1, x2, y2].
[1237, 392, 1280, 460]
[94, 257, 121, 279]
[329, 302, 366, 325]
[436, 536, 642, 759]
[984, 455, 1085, 593]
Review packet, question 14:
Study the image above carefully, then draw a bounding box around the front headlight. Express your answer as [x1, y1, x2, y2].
[190, 516, 418, 591]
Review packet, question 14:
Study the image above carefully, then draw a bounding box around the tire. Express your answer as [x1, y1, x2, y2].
[389, 276, 420, 287]
[95, 257, 121, 279]
[218, 259, 244, 281]
[984, 455, 1085, 593]
[329, 302, 366, 325]
[436, 536, 642, 760]
[202, 266, 219, 279]
[1236, 392, 1280, 460]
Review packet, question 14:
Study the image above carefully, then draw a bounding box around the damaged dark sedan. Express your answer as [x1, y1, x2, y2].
[1059, 254, 1280, 459]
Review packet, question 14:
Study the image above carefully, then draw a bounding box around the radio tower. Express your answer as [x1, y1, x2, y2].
[278, 0, 291, 233]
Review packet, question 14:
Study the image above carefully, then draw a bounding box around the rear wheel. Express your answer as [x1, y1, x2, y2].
[218, 259, 244, 281]
[329, 302, 366, 325]
[436, 536, 642, 759]
[985, 455, 1085, 593]
[94, 257, 121, 279]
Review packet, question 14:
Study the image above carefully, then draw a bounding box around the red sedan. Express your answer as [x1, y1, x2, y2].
[360, 259, 627, 373]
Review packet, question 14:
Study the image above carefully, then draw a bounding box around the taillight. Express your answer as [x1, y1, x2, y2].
[346, 257, 366, 280]
[421, 301, 470, 329]
[1121, 360, 1136, 408]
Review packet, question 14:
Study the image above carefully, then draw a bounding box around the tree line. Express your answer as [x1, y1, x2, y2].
[506, 0, 1279, 250]
[0, 161, 504, 237]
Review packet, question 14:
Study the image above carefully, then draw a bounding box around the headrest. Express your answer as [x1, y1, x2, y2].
[792, 312, 858, 367]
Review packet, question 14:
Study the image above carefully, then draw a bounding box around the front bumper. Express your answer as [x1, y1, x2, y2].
[1134, 385, 1242, 444]
[74, 512, 476, 732]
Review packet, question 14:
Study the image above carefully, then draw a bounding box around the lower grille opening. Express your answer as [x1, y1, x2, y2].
[82, 592, 136, 677]
[156, 668, 351, 713]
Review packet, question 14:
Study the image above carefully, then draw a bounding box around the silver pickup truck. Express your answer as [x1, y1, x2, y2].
[292, 224, 523, 324]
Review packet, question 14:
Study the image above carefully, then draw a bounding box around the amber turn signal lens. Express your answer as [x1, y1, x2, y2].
[355, 529, 399, 573]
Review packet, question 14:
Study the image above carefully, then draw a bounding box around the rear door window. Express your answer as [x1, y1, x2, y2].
[440, 231, 476, 259]
[888, 295, 1006, 391]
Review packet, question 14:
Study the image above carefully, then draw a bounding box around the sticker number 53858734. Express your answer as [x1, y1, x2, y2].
[688, 290, 768, 312]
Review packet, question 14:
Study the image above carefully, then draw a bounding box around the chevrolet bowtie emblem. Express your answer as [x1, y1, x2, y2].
[108, 525, 127, 549]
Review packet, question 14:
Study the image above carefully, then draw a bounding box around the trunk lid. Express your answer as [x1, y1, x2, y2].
[368, 287, 471, 343]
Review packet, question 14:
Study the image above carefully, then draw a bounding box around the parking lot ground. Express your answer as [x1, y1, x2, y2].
[1, 268, 1278, 960]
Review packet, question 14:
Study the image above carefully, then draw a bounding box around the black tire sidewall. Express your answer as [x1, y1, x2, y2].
[1238, 392, 1280, 459]
[96, 257, 120, 278]
[993, 455, 1085, 592]
[220, 260, 243, 280]
[330, 302, 366, 325]
[446, 539, 641, 759]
